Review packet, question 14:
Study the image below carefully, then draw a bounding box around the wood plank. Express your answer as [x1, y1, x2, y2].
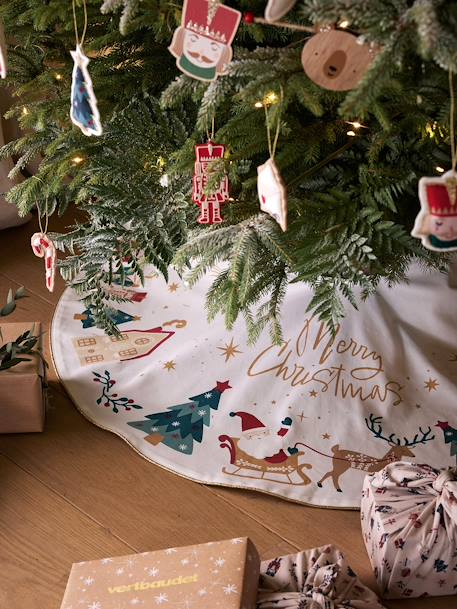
[210, 487, 452, 609]
[0, 454, 133, 609]
[0, 390, 297, 561]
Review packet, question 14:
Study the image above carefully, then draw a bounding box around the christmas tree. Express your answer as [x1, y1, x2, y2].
[0, 1, 454, 340]
[128, 380, 231, 454]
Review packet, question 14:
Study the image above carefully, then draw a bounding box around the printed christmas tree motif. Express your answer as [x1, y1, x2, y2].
[93, 370, 142, 413]
[435, 420, 457, 463]
[128, 380, 231, 454]
[70, 45, 102, 136]
[74, 307, 140, 329]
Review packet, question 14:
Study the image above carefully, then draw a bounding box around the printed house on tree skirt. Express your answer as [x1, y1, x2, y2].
[72, 328, 174, 367]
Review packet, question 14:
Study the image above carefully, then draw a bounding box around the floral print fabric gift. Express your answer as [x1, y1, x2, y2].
[257, 545, 386, 609]
[361, 462, 457, 598]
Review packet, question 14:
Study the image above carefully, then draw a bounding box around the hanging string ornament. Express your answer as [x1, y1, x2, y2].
[411, 70, 457, 252]
[257, 90, 287, 232]
[244, 15, 375, 92]
[264, 0, 297, 22]
[192, 118, 230, 224]
[31, 203, 57, 293]
[301, 27, 375, 91]
[70, 0, 102, 136]
[0, 21, 7, 79]
[169, 0, 241, 82]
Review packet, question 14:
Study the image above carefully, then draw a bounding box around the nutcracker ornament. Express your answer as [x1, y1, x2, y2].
[168, 0, 241, 82]
[192, 141, 229, 224]
[411, 170, 457, 251]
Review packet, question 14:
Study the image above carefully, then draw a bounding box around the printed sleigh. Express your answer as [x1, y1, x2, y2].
[361, 462, 457, 598]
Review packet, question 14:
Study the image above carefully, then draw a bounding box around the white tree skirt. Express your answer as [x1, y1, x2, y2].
[51, 265, 457, 509]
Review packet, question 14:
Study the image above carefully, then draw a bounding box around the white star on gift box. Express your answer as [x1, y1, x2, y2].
[83, 577, 95, 586]
[88, 602, 102, 609]
[223, 584, 237, 595]
[197, 589, 207, 596]
[148, 567, 159, 576]
[215, 558, 225, 567]
[115, 568, 124, 575]
[180, 558, 189, 565]
[155, 593, 168, 604]
[165, 548, 177, 554]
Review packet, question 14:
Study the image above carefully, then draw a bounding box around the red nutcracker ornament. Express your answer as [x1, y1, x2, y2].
[192, 141, 229, 224]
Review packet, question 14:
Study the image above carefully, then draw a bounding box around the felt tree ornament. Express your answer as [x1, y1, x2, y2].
[301, 28, 374, 91]
[411, 170, 457, 251]
[70, 44, 102, 136]
[168, 0, 241, 82]
[0, 21, 7, 79]
[128, 380, 231, 454]
[192, 141, 229, 224]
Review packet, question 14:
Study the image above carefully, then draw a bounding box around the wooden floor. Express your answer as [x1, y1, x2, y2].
[0, 214, 451, 609]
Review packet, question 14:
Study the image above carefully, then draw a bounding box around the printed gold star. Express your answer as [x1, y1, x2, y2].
[217, 337, 242, 362]
[163, 360, 176, 371]
[424, 377, 439, 392]
[168, 282, 179, 292]
[322, 433, 331, 440]
[450, 354, 457, 362]
[309, 390, 318, 398]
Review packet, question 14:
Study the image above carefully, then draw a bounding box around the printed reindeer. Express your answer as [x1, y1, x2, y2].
[316, 414, 435, 493]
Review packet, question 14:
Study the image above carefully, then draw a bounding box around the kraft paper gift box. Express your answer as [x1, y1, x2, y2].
[361, 462, 457, 599]
[0, 322, 46, 433]
[60, 537, 260, 609]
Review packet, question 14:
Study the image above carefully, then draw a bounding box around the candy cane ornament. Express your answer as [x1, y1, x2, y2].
[31, 233, 57, 292]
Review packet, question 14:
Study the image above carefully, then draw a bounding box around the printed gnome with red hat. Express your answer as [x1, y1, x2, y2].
[230, 411, 299, 462]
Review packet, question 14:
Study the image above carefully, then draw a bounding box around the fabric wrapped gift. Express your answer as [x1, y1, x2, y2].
[361, 462, 457, 598]
[257, 545, 386, 609]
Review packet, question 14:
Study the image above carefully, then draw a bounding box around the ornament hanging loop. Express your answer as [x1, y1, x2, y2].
[449, 68, 456, 172]
[264, 85, 284, 160]
[72, 0, 88, 49]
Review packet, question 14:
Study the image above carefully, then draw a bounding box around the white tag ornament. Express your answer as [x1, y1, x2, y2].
[257, 158, 288, 232]
[31, 232, 57, 292]
[264, 0, 297, 22]
[411, 170, 457, 252]
[70, 45, 102, 136]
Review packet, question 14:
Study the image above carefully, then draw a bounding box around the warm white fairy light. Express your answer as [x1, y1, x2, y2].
[254, 101, 263, 108]
[347, 130, 356, 137]
[339, 20, 350, 29]
[264, 92, 278, 105]
[72, 155, 84, 164]
[55, 73, 63, 80]
[436, 166, 445, 173]
[22, 106, 29, 115]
